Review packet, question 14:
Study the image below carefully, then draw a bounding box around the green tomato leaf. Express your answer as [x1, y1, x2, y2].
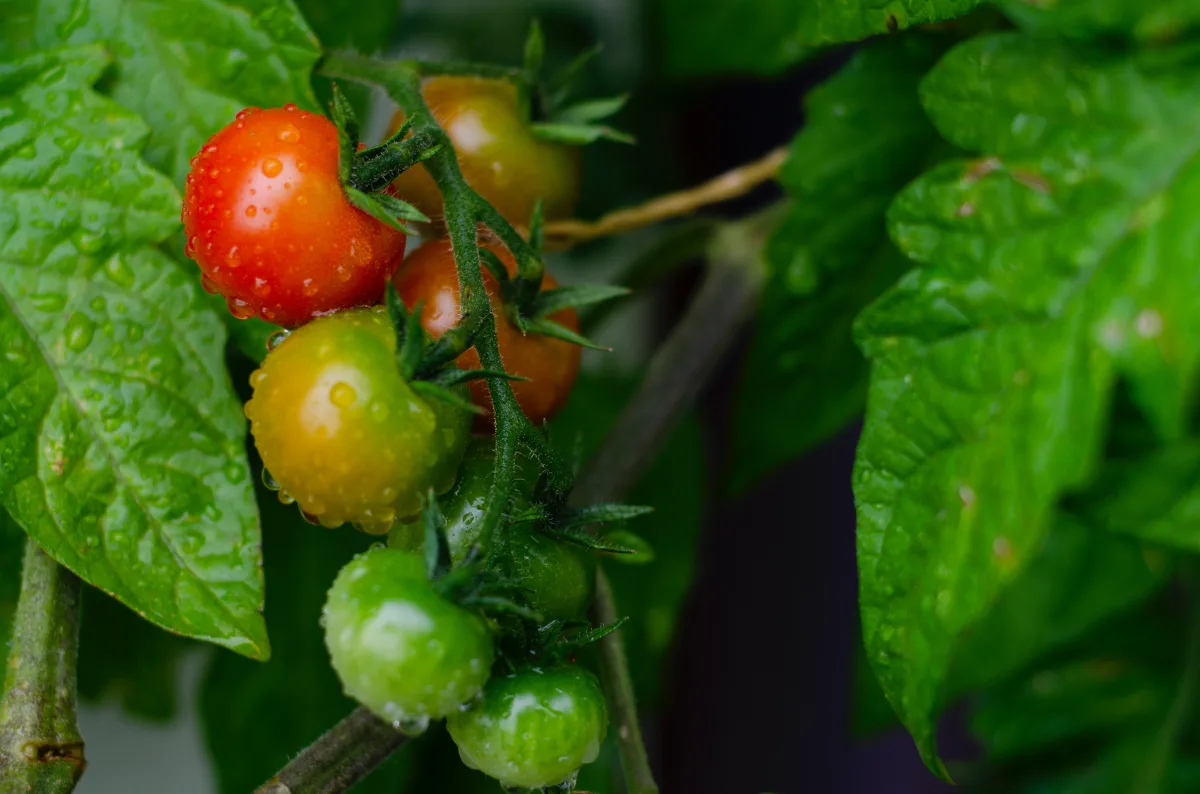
[0, 47, 267, 658]
[530, 121, 636, 146]
[855, 32, 1200, 773]
[661, 0, 983, 76]
[0, 0, 320, 189]
[999, 0, 1200, 43]
[200, 484, 412, 794]
[729, 37, 949, 495]
[549, 374, 705, 707]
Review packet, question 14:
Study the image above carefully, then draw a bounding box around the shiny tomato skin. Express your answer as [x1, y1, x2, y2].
[389, 77, 580, 227]
[182, 105, 407, 327]
[393, 239, 582, 424]
[245, 308, 471, 533]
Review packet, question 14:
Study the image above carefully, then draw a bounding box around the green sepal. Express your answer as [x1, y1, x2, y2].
[344, 186, 416, 235]
[558, 503, 655, 529]
[520, 18, 546, 122]
[529, 200, 546, 255]
[542, 45, 602, 117]
[533, 284, 631, 317]
[422, 490, 453, 582]
[460, 595, 543, 622]
[330, 82, 359, 186]
[546, 527, 638, 555]
[385, 284, 425, 381]
[434, 368, 531, 388]
[519, 316, 611, 351]
[553, 95, 629, 126]
[597, 530, 656, 564]
[411, 380, 486, 415]
[352, 130, 444, 193]
[531, 122, 635, 146]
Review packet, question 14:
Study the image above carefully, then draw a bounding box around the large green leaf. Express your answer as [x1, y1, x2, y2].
[1000, 0, 1200, 43]
[854, 33, 1200, 772]
[549, 374, 705, 706]
[660, 0, 984, 76]
[200, 485, 411, 794]
[0, 47, 267, 658]
[0, 0, 320, 188]
[729, 37, 946, 495]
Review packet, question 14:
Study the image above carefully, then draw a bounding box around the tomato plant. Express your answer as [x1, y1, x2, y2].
[6, 1, 1200, 793]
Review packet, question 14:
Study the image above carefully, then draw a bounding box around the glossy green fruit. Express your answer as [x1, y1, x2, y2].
[246, 307, 471, 533]
[323, 547, 494, 730]
[391, 438, 595, 620]
[448, 665, 608, 789]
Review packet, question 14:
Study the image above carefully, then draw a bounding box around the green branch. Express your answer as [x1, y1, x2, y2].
[253, 708, 407, 794]
[0, 538, 84, 794]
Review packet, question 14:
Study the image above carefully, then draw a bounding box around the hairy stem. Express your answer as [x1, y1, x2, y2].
[543, 146, 787, 249]
[254, 708, 407, 794]
[0, 538, 84, 794]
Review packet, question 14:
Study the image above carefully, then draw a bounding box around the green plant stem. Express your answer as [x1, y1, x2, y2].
[0, 538, 84, 794]
[590, 568, 657, 794]
[1135, 574, 1200, 793]
[253, 708, 407, 794]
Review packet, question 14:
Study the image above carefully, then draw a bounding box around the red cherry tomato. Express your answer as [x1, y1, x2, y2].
[182, 105, 407, 327]
[389, 77, 580, 227]
[393, 239, 581, 424]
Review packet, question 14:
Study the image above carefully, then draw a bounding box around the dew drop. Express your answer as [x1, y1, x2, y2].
[249, 368, 269, 388]
[252, 277, 271, 297]
[278, 124, 301, 143]
[262, 468, 281, 491]
[261, 158, 283, 178]
[394, 714, 430, 737]
[63, 313, 95, 352]
[266, 329, 290, 351]
[369, 401, 390, 422]
[279, 490, 297, 506]
[227, 245, 241, 268]
[330, 382, 357, 408]
[245, 204, 257, 218]
[227, 298, 255, 320]
[201, 275, 220, 294]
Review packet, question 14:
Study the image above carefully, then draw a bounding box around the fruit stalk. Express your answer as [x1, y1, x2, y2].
[0, 538, 84, 794]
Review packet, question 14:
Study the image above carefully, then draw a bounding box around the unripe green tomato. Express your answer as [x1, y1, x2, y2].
[323, 547, 494, 730]
[391, 438, 595, 620]
[447, 665, 608, 790]
[246, 307, 471, 533]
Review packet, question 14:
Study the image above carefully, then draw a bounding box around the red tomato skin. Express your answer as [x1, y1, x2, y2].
[182, 105, 407, 327]
[393, 239, 581, 424]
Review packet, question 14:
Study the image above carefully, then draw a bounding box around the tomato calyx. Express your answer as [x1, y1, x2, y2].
[328, 84, 441, 234]
[518, 20, 634, 147]
[478, 216, 629, 352]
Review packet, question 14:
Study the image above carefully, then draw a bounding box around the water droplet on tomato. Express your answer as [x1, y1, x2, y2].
[394, 715, 430, 737]
[262, 468, 280, 491]
[369, 401, 389, 422]
[330, 382, 357, 408]
[261, 158, 283, 178]
[245, 205, 257, 217]
[301, 279, 317, 296]
[201, 275, 219, 294]
[279, 124, 300, 143]
[227, 297, 255, 319]
[252, 277, 271, 297]
[266, 329, 290, 351]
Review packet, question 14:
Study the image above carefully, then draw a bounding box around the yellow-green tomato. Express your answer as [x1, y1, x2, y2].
[323, 547, 494, 730]
[245, 307, 470, 533]
[448, 665, 608, 789]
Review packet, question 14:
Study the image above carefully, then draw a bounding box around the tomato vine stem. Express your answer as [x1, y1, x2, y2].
[0, 538, 84, 794]
[542, 146, 787, 249]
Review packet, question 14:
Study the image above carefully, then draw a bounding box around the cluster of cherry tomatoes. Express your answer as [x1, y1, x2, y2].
[181, 78, 606, 790]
